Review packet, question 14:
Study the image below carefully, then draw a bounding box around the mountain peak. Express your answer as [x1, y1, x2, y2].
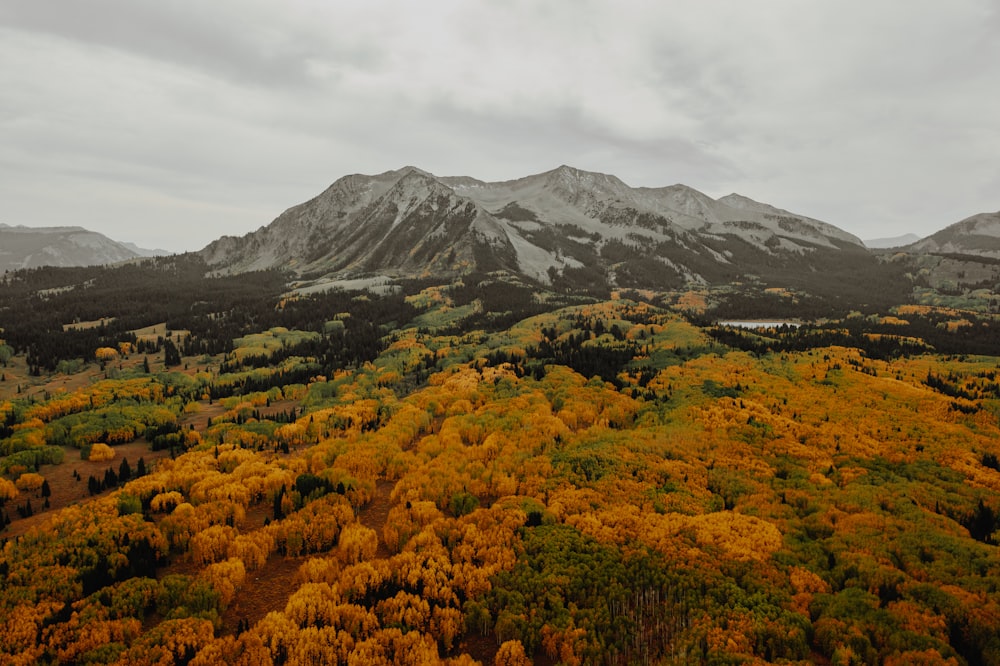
[546, 165, 629, 188]
[377, 165, 435, 179]
[385, 167, 460, 200]
[717, 193, 761, 209]
[200, 165, 872, 287]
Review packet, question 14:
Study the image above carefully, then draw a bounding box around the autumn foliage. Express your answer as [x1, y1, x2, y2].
[2, 297, 1000, 664]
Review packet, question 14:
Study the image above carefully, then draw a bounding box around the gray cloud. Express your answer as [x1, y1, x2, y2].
[1, 1, 997, 251]
[0, 0, 382, 90]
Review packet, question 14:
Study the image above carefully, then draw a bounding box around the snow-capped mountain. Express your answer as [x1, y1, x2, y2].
[200, 165, 871, 290]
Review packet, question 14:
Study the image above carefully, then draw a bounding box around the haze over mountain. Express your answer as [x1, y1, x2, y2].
[0, 224, 168, 272]
[200, 165, 870, 292]
[864, 233, 922, 249]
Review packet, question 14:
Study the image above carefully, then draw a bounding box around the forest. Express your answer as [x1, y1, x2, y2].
[2, 263, 1000, 665]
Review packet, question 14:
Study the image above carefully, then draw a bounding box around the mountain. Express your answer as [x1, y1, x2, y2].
[903, 211, 1000, 258]
[0, 224, 165, 272]
[200, 165, 870, 292]
[120, 241, 171, 258]
[863, 233, 921, 249]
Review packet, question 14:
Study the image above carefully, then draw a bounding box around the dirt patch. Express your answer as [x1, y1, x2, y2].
[222, 553, 305, 634]
[357, 480, 395, 559]
[179, 401, 228, 432]
[457, 632, 500, 665]
[254, 399, 300, 421]
[2, 440, 171, 539]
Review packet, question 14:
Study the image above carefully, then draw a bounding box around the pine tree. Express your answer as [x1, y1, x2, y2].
[164, 339, 181, 367]
[273, 486, 286, 521]
[103, 468, 118, 490]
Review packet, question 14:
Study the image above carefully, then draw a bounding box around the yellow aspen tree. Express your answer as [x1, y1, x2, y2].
[339, 523, 379, 565]
[376, 591, 432, 634]
[336, 560, 391, 601]
[288, 626, 355, 666]
[230, 531, 275, 571]
[150, 491, 185, 513]
[0, 601, 64, 661]
[284, 582, 342, 628]
[14, 472, 45, 493]
[200, 557, 247, 608]
[0, 477, 18, 501]
[296, 557, 340, 586]
[494, 640, 530, 666]
[88, 443, 116, 462]
[190, 525, 239, 565]
[94, 347, 119, 365]
[430, 605, 464, 653]
[252, 612, 300, 660]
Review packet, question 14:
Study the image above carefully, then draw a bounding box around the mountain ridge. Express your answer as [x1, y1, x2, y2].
[200, 165, 876, 291]
[904, 211, 1000, 257]
[0, 224, 168, 272]
[864, 233, 922, 249]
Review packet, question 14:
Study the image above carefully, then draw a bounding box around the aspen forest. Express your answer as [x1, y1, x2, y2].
[2, 266, 1000, 665]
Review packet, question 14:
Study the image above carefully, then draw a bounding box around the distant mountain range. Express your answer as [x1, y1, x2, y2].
[864, 233, 922, 249]
[0, 224, 168, 272]
[6, 168, 997, 295]
[200, 165, 876, 292]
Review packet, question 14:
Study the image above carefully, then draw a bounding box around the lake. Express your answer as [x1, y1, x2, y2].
[717, 320, 802, 329]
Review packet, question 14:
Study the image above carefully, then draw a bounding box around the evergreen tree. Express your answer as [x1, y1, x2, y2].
[273, 486, 286, 521]
[103, 468, 118, 490]
[118, 458, 131, 483]
[163, 339, 181, 367]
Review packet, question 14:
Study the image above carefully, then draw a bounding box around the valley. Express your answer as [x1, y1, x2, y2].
[1, 167, 999, 664]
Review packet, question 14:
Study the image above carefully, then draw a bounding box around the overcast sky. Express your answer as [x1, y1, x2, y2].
[1, 1, 998, 252]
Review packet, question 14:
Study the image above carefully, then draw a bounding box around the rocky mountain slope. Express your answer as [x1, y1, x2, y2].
[904, 211, 1000, 258]
[200, 165, 872, 290]
[0, 224, 164, 272]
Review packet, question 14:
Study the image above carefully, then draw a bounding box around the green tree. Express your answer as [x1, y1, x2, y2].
[117, 493, 142, 516]
[164, 340, 181, 367]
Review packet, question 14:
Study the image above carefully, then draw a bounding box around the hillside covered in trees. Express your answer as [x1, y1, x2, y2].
[2, 267, 1000, 664]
